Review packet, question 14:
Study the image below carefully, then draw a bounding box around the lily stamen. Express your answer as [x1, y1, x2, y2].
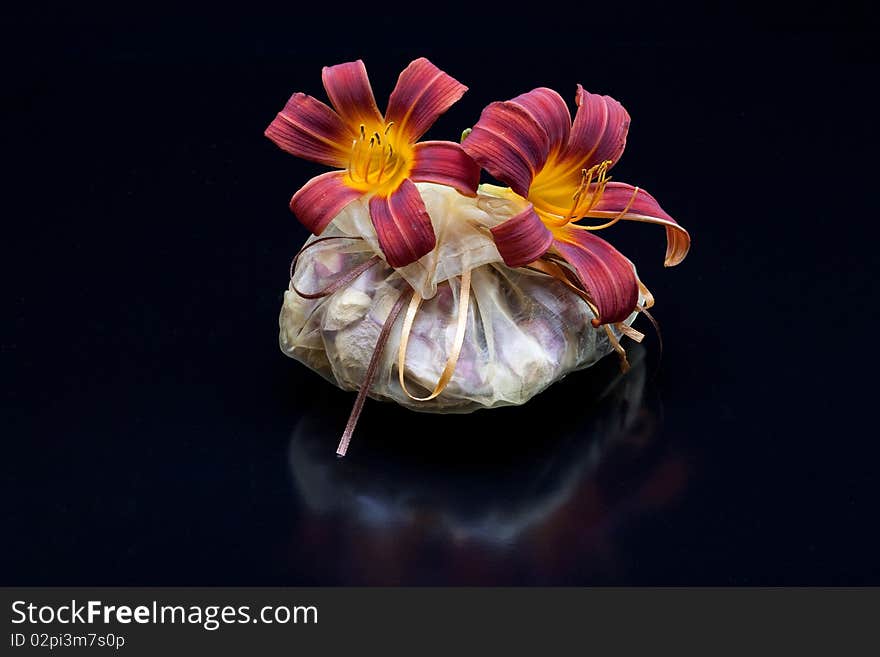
[376, 144, 389, 181]
[566, 168, 590, 220]
[347, 139, 358, 180]
[562, 160, 614, 222]
[347, 129, 404, 185]
[576, 184, 640, 231]
[580, 160, 612, 216]
[363, 142, 375, 181]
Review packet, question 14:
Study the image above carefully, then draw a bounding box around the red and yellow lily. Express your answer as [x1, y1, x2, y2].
[462, 86, 690, 325]
[265, 58, 480, 268]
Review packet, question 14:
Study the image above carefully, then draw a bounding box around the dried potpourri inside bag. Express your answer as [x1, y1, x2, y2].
[265, 58, 690, 455]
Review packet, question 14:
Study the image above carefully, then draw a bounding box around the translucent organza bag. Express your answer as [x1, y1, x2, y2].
[280, 183, 646, 415]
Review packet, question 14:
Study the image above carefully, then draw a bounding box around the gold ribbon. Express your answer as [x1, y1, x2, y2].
[397, 268, 472, 402]
[335, 289, 410, 457]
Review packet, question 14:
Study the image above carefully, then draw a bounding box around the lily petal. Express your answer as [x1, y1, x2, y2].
[587, 182, 691, 266]
[490, 205, 554, 268]
[369, 178, 436, 268]
[462, 101, 550, 197]
[265, 93, 352, 167]
[552, 226, 639, 325]
[510, 87, 571, 155]
[410, 141, 480, 196]
[558, 85, 630, 172]
[321, 60, 384, 129]
[290, 171, 363, 235]
[385, 57, 468, 142]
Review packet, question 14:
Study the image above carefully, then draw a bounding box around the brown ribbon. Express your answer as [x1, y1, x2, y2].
[335, 289, 410, 457]
[289, 236, 380, 299]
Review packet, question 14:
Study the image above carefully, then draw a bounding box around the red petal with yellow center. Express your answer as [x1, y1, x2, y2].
[289, 171, 363, 235]
[264, 93, 352, 167]
[385, 58, 468, 142]
[557, 85, 630, 173]
[321, 60, 384, 130]
[510, 87, 572, 155]
[410, 141, 480, 197]
[368, 179, 436, 268]
[552, 226, 639, 325]
[461, 101, 549, 197]
[489, 205, 554, 268]
[586, 182, 691, 266]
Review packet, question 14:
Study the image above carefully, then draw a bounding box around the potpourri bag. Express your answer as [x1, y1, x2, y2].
[265, 58, 690, 454]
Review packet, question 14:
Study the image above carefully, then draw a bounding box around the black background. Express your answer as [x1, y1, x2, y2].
[3, 3, 878, 585]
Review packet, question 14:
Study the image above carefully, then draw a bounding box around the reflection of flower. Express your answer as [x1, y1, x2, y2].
[462, 87, 690, 325]
[265, 58, 480, 268]
[286, 345, 690, 583]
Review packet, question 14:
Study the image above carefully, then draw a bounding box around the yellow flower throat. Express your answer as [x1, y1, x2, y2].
[531, 160, 613, 227]
[527, 159, 640, 233]
[345, 122, 412, 195]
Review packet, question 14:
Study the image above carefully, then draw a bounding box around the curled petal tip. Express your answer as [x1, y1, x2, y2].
[585, 182, 689, 268]
[559, 86, 630, 171]
[662, 225, 691, 267]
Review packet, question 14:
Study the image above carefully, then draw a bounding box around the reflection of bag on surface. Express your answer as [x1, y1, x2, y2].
[280, 183, 646, 415]
[287, 345, 652, 552]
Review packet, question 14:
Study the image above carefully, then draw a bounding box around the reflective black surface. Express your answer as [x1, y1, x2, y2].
[3, 6, 877, 584]
[286, 346, 691, 585]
